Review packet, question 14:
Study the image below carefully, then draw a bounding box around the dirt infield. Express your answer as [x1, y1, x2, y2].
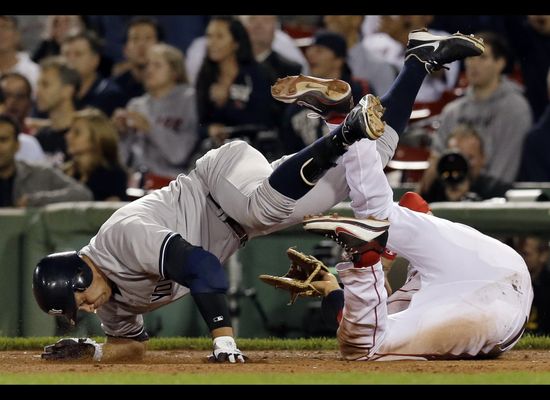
[1, 349, 550, 375]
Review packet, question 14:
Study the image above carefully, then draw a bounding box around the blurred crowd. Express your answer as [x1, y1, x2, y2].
[1, 15, 549, 335]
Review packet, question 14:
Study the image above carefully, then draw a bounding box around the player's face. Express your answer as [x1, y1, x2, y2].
[74, 269, 112, 313]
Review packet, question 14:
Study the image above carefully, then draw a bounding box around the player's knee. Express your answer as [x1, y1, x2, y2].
[163, 235, 228, 293]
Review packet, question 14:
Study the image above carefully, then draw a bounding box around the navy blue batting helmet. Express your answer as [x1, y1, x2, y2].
[32, 251, 93, 325]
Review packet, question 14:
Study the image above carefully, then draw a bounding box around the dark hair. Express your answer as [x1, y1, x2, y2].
[0, 72, 32, 98]
[125, 16, 164, 43]
[63, 30, 103, 55]
[0, 113, 21, 138]
[40, 56, 81, 95]
[475, 31, 513, 74]
[196, 16, 255, 120]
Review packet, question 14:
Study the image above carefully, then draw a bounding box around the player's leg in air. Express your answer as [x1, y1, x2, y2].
[255, 28, 487, 233]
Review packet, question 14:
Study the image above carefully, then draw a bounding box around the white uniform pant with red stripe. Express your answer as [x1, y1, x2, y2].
[336, 138, 533, 361]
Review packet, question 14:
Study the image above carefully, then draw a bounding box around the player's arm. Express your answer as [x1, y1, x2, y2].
[40, 336, 147, 363]
[311, 269, 345, 330]
[162, 234, 246, 363]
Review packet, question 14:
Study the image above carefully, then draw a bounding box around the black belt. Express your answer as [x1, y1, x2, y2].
[207, 194, 248, 247]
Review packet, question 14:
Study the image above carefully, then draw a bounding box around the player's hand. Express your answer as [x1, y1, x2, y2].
[310, 269, 340, 297]
[208, 336, 247, 363]
[41, 338, 103, 362]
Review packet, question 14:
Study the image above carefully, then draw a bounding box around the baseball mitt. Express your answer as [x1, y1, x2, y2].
[41, 338, 102, 361]
[259, 247, 330, 305]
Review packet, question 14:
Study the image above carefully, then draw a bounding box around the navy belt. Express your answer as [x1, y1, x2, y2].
[207, 194, 248, 247]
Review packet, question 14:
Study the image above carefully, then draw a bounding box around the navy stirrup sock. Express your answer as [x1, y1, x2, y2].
[269, 128, 347, 200]
[380, 58, 428, 135]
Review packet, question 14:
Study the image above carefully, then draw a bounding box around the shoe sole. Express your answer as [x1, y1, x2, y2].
[303, 214, 390, 243]
[271, 75, 351, 104]
[360, 94, 386, 140]
[408, 30, 485, 54]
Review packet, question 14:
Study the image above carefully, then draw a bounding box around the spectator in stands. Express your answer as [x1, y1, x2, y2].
[186, 16, 308, 86]
[112, 17, 162, 106]
[504, 15, 550, 122]
[280, 31, 370, 154]
[517, 68, 550, 182]
[0, 72, 33, 133]
[239, 15, 302, 80]
[61, 31, 126, 116]
[195, 16, 274, 148]
[35, 57, 80, 167]
[239, 15, 302, 159]
[113, 44, 199, 179]
[323, 15, 396, 96]
[432, 31, 533, 183]
[64, 108, 127, 201]
[0, 72, 47, 164]
[0, 113, 92, 207]
[84, 15, 208, 70]
[420, 124, 511, 202]
[32, 16, 85, 64]
[0, 16, 40, 93]
[514, 235, 550, 335]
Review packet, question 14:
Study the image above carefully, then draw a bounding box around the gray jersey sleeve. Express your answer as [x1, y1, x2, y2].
[96, 301, 148, 340]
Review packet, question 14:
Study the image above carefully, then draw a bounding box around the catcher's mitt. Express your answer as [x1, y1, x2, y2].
[259, 247, 330, 305]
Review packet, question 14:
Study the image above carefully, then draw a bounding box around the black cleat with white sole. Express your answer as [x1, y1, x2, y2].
[405, 28, 485, 73]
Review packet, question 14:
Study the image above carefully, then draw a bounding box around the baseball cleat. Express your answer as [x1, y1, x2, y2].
[303, 213, 389, 255]
[271, 74, 353, 119]
[341, 94, 386, 142]
[405, 28, 485, 73]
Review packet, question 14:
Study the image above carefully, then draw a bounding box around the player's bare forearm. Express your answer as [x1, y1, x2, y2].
[103, 337, 147, 362]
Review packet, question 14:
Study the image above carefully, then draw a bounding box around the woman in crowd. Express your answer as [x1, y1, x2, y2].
[64, 107, 127, 201]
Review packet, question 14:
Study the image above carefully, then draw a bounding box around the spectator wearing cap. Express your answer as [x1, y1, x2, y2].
[280, 30, 372, 154]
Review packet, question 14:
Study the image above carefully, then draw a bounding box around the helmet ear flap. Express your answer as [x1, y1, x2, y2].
[72, 263, 93, 292]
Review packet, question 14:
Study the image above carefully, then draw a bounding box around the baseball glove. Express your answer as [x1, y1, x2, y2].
[41, 338, 103, 362]
[259, 247, 330, 305]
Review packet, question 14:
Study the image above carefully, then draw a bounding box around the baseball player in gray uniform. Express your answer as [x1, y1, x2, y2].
[32, 29, 481, 363]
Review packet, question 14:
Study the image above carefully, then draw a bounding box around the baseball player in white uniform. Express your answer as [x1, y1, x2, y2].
[32, 29, 483, 363]
[303, 134, 533, 360]
[299, 35, 532, 361]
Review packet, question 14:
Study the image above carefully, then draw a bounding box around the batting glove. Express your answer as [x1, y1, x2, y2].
[208, 336, 247, 363]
